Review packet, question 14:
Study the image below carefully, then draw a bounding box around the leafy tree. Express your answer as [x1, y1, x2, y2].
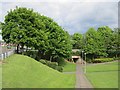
[97, 26, 114, 56]
[111, 28, 120, 57]
[1, 7, 72, 63]
[72, 33, 83, 49]
[35, 15, 72, 62]
[84, 27, 106, 60]
[1, 7, 39, 53]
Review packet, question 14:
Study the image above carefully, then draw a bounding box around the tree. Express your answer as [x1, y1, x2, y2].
[1, 7, 72, 63]
[72, 33, 83, 49]
[1, 7, 39, 53]
[35, 15, 72, 62]
[84, 27, 106, 60]
[111, 28, 120, 57]
[97, 26, 114, 57]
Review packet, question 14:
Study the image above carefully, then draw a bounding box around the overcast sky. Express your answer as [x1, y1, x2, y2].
[0, 0, 119, 40]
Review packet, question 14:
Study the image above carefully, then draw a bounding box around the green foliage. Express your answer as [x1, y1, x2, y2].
[72, 33, 83, 49]
[1, 7, 39, 53]
[92, 58, 114, 63]
[57, 57, 66, 66]
[72, 51, 81, 56]
[83, 27, 106, 59]
[79, 26, 119, 62]
[1, 7, 72, 62]
[38, 59, 46, 64]
[55, 66, 63, 72]
[113, 57, 120, 60]
[22, 51, 38, 59]
[39, 59, 63, 72]
[97, 26, 113, 52]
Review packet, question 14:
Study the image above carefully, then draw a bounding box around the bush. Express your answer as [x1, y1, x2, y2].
[57, 58, 66, 66]
[92, 58, 114, 63]
[39, 59, 46, 64]
[72, 51, 80, 56]
[22, 51, 37, 59]
[55, 66, 63, 72]
[113, 57, 120, 60]
[86, 58, 93, 63]
[92, 60, 102, 63]
[39, 59, 63, 72]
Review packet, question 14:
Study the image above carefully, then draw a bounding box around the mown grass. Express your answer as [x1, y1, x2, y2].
[85, 61, 118, 88]
[63, 61, 76, 72]
[0, 63, 2, 89]
[2, 54, 75, 88]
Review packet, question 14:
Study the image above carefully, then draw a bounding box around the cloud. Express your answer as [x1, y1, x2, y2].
[1, 0, 119, 2]
[0, 1, 118, 38]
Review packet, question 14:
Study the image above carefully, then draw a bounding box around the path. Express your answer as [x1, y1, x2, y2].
[75, 60, 93, 88]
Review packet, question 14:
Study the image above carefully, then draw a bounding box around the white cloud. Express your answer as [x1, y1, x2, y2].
[1, 0, 119, 2]
[0, 1, 118, 37]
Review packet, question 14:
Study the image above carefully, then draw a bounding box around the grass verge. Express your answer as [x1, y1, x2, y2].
[85, 61, 118, 88]
[63, 61, 76, 72]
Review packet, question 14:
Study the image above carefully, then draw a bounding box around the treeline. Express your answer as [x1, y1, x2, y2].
[71, 26, 120, 61]
[0, 7, 120, 65]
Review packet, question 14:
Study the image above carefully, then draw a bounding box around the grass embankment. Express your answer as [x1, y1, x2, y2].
[0, 63, 2, 89]
[2, 54, 75, 88]
[63, 61, 76, 72]
[86, 61, 118, 88]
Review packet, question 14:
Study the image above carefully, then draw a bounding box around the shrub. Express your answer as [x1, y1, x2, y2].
[92, 60, 102, 63]
[47, 61, 57, 69]
[57, 58, 66, 66]
[86, 58, 93, 63]
[49, 62, 58, 68]
[92, 58, 114, 63]
[113, 57, 120, 60]
[39, 59, 63, 72]
[39, 59, 46, 64]
[22, 51, 37, 59]
[72, 51, 80, 56]
[55, 66, 63, 72]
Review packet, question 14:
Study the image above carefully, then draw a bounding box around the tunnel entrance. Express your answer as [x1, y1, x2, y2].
[73, 58, 79, 63]
[72, 56, 81, 63]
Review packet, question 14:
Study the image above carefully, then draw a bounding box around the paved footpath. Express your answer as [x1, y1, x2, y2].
[75, 61, 93, 88]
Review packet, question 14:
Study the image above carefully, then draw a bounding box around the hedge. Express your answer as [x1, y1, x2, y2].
[92, 58, 114, 63]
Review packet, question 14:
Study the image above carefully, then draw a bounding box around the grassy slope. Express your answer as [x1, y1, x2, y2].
[63, 62, 76, 72]
[86, 62, 118, 88]
[2, 54, 75, 88]
[0, 64, 2, 89]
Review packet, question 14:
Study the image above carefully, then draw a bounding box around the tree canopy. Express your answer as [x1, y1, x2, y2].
[72, 33, 83, 49]
[1, 7, 72, 62]
[71, 26, 119, 60]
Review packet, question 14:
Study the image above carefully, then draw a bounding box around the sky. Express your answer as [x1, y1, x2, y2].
[0, 0, 119, 40]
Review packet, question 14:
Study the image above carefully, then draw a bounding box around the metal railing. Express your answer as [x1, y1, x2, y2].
[0, 47, 15, 60]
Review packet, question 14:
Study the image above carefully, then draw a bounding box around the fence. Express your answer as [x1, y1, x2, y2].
[0, 48, 15, 60]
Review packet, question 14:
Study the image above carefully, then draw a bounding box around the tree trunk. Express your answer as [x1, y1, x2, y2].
[92, 54, 94, 60]
[16, 44, 19, 53]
